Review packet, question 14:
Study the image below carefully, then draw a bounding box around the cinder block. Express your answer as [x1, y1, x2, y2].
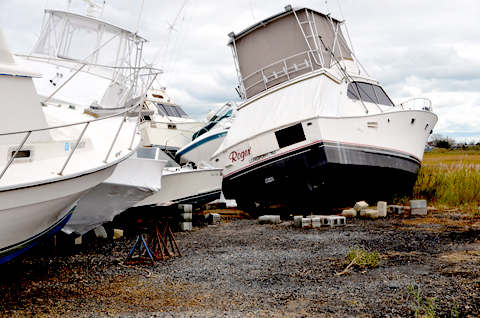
[205, 213, 221, 224]
[178, 204, 193, 213]
[377, 201, 387, 217]
[75, 236, 82, 245]
[94, 226, 108, 238]
[360, 209, 379, 219]
[301, 217, 321, 228]
[180, 212, 193, 222]
[342, 209, 357, 217]
[178, 222, 193, 231]
[354, 201, 369, 211]
[410, 200, 427, 215]
[388, 205, 405, 214]
[305, 215, 323, 219]
[258, 215, 280, 224]
[319, 215, 346, 227]
[294, 215, 303, 227]
[113, 229, 123, 240]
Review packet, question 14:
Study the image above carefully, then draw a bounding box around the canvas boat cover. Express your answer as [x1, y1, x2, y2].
[229, 7, 353, 99]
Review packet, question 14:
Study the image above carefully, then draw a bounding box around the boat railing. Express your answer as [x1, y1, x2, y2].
[240, 50, 318, 99]
[396, 98, 433, 112]
[0, 105, 143, 180]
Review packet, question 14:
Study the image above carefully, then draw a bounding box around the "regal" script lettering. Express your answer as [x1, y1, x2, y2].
[229, 149, 251, 163]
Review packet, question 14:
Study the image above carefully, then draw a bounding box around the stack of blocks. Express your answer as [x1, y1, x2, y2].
[293, 215, 346, 228]
[342, 201, 388, 219]
[178, 204, 193, 231]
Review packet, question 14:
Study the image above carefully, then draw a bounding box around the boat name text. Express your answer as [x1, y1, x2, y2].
[229, 149, 251, 163]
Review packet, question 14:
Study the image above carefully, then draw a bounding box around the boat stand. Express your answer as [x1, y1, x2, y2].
[124, 213, 182, 265]
[124, 233, 156, 265]
[146, 220, 182, 261]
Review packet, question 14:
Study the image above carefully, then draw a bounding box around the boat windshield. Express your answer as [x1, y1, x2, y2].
[191, 103, 236, 140]
[34, 12, 128, 67]
[155, 103, 190, 118]
[347, 82, 394, 106]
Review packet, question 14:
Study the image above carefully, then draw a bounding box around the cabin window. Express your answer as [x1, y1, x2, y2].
[57, 16, 101, 61]
[347, 82, 394, 106]
[95, 26, 123, 67]
[275, 123, 306, 148]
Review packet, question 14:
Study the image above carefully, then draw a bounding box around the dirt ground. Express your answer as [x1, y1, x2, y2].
[0, 207, 479, 317]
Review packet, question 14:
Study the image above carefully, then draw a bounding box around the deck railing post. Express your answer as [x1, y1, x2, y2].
[58, 122, 90, 176]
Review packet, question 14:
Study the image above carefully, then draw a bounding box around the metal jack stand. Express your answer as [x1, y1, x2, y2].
[124, 233, 156, 265]
[147, 220, 182, 261]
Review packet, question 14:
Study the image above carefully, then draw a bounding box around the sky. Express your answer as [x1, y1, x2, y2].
[1, 0, 479, 143]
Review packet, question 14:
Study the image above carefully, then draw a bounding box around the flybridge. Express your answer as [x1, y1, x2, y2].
[228, 6, 359, 100]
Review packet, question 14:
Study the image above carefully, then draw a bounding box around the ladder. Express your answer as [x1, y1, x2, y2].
[293, 9, 324, 67]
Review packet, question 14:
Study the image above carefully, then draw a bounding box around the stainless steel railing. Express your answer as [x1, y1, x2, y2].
[0, 104, 143, 180]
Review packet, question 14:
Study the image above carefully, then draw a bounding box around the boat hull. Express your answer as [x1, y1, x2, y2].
[0, 165, 115, 265]
[135, 168, 223, 207]
[221, 111, 437, 206]
[176, 130, 228, 166]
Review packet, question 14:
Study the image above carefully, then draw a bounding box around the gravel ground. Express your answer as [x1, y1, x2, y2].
[0, 208, 479, 317]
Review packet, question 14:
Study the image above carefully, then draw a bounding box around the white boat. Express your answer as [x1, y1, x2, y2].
[0, 26, 141, 265]
[62, 150, 167, 235]
[24, 1, 149, 112]
[211, 6, 438, 209]
[139, 87, 206, 156]
[134, 148, 223, 207]
[175, 101, 237, 167]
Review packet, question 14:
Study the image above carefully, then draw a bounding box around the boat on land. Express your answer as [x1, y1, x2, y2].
[18, 1, 171, 236]
[134, 148, 223, 208]
[175, 101, 237, 167]
[211, 5, 438, 210]
[0, 26, 141, 265]
[139, 87, 206, 157]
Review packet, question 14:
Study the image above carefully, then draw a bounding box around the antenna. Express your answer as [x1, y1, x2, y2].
[83, 0, 102, 18]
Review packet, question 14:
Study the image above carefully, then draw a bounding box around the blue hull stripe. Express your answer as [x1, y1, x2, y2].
[0, 206, 76, 266]
[177, 131, 227, 157]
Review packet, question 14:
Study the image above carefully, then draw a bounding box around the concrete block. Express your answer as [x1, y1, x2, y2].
[94, 226, 108, 238]
[180, 212, 193, 222]
[301, 217, 321, 228]
[354, 201, 369, 211]
[388, 205, 405, 214]
[377, 201, 387, 217]
[205, 213, 221, 224]
[342, 209, 357, 217]
[294, 215, 303, 227]
[305, 215, 323, 219]
[319, 215, 346, 227]
[258, 215, 280, 224]
[113, 229, 123, 240]
[360, 209, 379, 219]
[178, 204, 193, 213]
[178, 222, 193, 231]
[75, 236, 82, 245]
[410, 200, 427, 215]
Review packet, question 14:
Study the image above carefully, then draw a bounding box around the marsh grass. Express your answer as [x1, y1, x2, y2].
[409, 161, 480, 207]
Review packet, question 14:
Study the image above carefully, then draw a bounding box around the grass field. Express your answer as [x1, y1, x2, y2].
[393, 149, 480, 214]
[423, 148, 480, 166]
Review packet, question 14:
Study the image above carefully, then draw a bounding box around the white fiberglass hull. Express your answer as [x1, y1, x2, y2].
[140, 120, 206, 150]
[135, 167, 223, 207]
[63, 156, 168, 235]
[0, 165, 115, 265]
[176, 129, 228, 166]
[219, 109, 438, 205]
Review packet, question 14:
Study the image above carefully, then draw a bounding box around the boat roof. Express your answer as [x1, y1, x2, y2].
[228, 6, 342, 45]
[45, 8, 148, 42]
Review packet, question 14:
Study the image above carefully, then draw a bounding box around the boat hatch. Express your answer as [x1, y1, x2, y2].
[7, 146, 34, 162]
[275, 123, 306, 148]
[347, 82, 394, 107]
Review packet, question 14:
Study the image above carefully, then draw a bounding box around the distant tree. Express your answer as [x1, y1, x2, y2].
[429, 133, 455, 148]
